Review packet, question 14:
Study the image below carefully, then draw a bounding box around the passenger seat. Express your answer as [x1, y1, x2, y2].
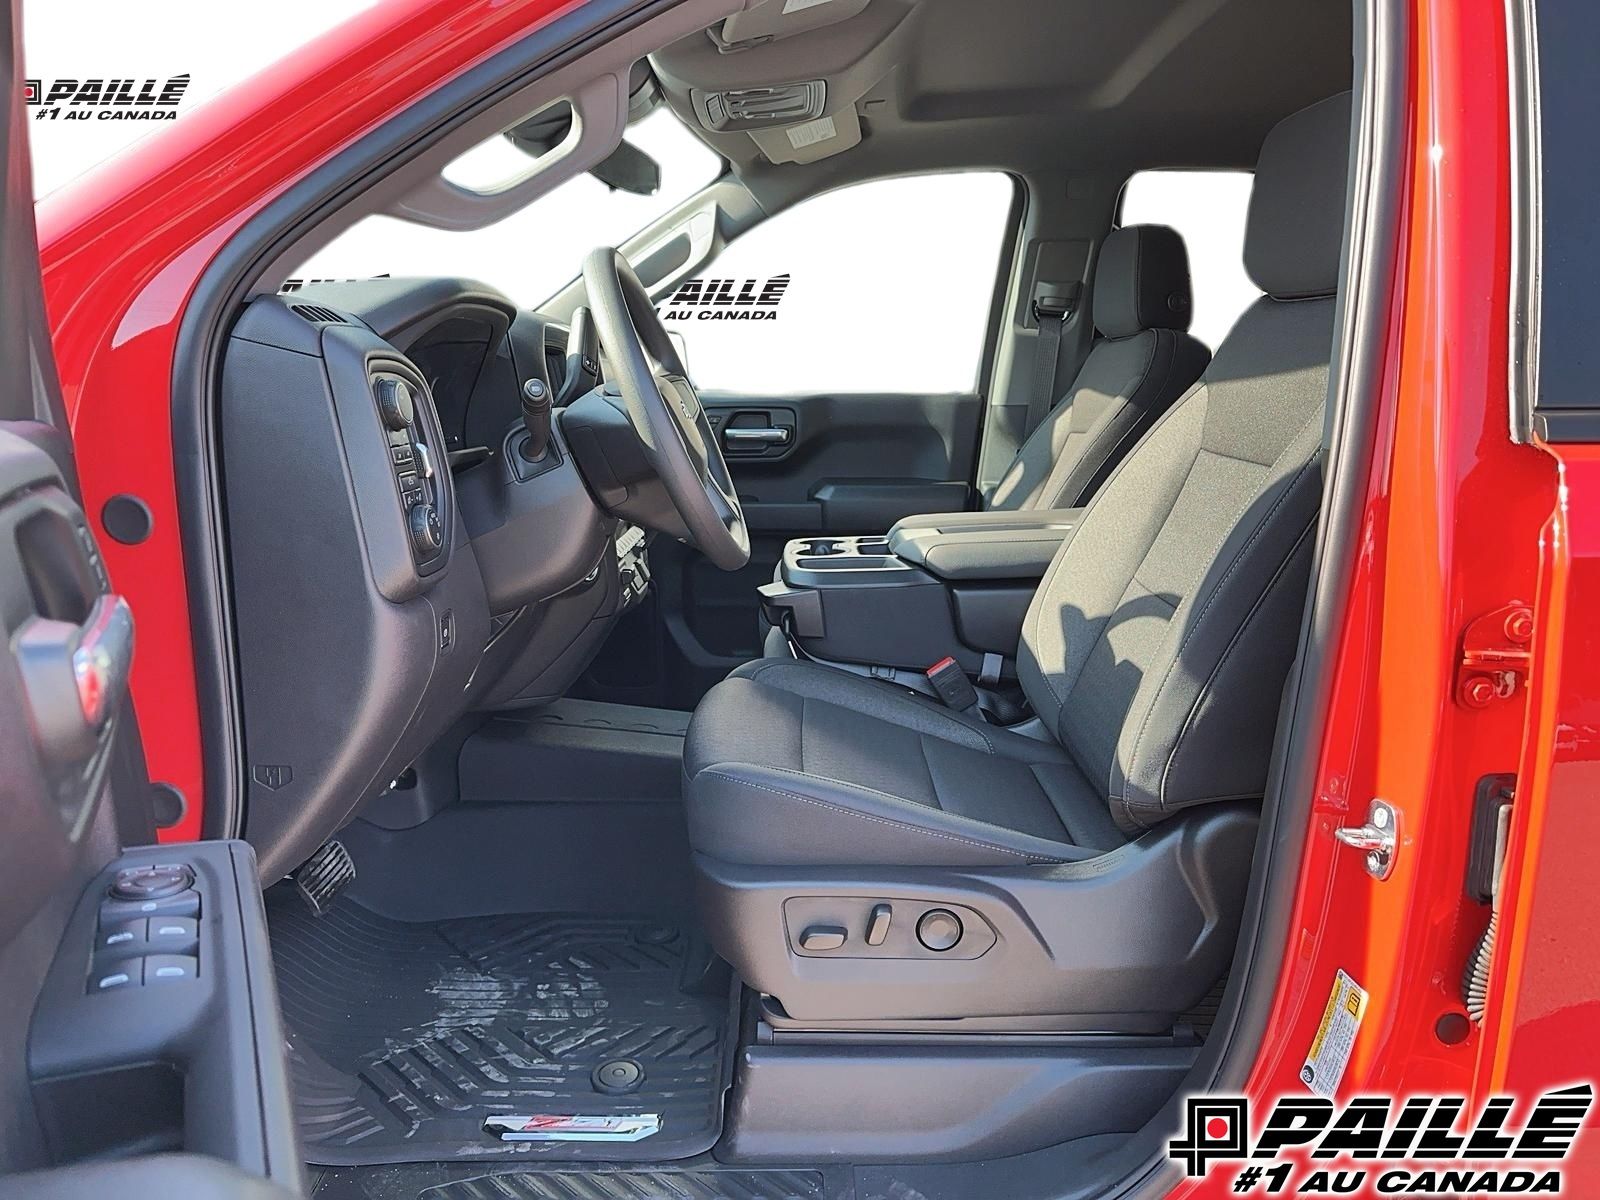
[985, 224, 1211, 511]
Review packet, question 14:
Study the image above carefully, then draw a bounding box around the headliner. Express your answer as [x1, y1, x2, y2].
[651, 0, 1353, 202]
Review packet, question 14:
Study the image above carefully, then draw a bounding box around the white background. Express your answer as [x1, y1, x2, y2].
[25, 1, 1257, 392]
[24, 0, 377, 200]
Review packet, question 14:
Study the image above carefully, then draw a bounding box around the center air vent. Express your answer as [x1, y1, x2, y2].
[291, 304, 348, 325]
[694, 81, 825, 132]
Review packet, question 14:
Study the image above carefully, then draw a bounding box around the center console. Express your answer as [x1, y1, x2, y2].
[759, 508, 1083, 677]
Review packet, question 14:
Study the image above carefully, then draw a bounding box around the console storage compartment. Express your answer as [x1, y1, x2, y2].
[759, 509, 1081, 673]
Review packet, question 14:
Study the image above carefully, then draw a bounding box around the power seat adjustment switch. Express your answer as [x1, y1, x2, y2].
[916, 908, 963, 952]
[798, 925, 847, 952]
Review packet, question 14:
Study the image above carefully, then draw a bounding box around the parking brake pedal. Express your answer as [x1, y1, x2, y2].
[293, 841, 355, 916]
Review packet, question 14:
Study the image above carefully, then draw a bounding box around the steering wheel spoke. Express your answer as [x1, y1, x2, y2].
[581, 247, 750, 571]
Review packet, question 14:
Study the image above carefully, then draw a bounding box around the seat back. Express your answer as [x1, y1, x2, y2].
[987, 225, 1211, 511]
[1017, 92, 1352, 834]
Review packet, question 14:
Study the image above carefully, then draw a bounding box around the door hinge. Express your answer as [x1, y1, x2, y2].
[1334, 798, 1400, 880]
[1456, 603, 1533, 709]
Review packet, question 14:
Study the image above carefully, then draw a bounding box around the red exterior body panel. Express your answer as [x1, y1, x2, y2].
[31, 0, 1597, 1189]
[1169, 0, 1595, 1193]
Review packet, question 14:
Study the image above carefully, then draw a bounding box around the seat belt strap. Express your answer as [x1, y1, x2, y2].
[1025, 288, 1078, 438]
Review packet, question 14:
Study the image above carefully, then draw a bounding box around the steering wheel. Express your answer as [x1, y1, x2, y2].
[581, 246, 750, 570]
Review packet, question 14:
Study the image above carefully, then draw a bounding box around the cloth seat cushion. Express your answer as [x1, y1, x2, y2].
[684, 658, 1124, 868]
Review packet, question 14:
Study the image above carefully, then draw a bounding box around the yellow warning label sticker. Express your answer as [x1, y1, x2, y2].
[1300, 968, 1368, 1098]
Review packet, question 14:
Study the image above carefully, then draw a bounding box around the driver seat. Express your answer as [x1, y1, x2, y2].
[682, 93, 1351, 1029]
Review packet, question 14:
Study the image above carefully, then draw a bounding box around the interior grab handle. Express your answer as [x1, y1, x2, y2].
[16, 593, 135, 766]
[724, 428, 790, 445]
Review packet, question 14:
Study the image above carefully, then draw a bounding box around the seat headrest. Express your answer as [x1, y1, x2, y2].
[1093, 224, 1193, 339]
[1245, 91, 1353, 300]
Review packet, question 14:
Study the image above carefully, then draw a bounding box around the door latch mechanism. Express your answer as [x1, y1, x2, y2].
[1335, 798, 1400, 881]
[1456, 603, 1533, 708]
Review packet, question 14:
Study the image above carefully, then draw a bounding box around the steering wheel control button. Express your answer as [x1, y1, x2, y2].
[142, 955, 199, 984]
[100, 888, 201, 924]
[591, 1058, 645, 1095]
[374, 377, 415, 430]
[916, 909, 964, 952]
[409, 503, 444, 558]
[798, 925, 848, 952]
[865, 904, 893, 947]
[110, 863, 194, 901]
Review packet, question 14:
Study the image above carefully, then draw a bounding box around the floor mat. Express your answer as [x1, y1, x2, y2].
[415, 1170, 827, 1199]
[309, 1165, 832, 1200]
[268, 890, 733, 1166]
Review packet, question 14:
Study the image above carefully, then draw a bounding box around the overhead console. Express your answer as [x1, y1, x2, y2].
[652, 0, 910, 165]
[760, 508, 1081, 677]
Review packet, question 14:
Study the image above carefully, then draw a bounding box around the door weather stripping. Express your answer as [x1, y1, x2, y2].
[483, 1114, 662, 1143]
[1335, 798, 1400, 881]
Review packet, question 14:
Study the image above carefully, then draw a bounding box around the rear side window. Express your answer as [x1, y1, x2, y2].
[1119, 170, 1254, 352]
[670, 173, 1014, 394]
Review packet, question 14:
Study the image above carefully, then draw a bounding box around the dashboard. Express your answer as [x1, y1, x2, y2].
[219, 277, 648, 880]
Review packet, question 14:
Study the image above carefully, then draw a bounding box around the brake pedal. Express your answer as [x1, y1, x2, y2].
[293, 841, 355, 916]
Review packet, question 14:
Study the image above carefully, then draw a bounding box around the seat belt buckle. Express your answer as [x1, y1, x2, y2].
[924, 656, 981, 714]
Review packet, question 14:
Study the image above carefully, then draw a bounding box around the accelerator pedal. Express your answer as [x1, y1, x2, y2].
[292, 841, 355, 916]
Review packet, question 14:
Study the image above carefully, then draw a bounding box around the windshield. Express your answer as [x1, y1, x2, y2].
[290, 109, 722, 308]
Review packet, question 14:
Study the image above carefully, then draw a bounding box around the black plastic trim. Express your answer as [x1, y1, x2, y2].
[971, 174, 1029, 491]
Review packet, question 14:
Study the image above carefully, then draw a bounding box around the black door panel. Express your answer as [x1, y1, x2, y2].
[576, 389, 981, 709]
[702, 389, 979, 532]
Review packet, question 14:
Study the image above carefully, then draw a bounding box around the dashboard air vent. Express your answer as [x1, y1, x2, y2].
[291, 304, 348, 325]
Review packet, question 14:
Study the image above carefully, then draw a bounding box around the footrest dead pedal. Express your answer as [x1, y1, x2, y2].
[293, 841, 355, 916]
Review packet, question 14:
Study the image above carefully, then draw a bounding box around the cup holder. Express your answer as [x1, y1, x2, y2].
[797, 536, 891, 558]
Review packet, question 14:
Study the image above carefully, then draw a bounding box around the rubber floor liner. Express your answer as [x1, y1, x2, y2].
[268, 890, 733, 1165]
[415, 1170, 827, 1199]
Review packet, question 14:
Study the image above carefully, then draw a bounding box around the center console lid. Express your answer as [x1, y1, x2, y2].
[887, 509, 1082, 581]
[760, 509, 1084, 674]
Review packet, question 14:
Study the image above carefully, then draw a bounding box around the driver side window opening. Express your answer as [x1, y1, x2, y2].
[288, 107, 723, 307]
[666, 172, 1015, 394]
